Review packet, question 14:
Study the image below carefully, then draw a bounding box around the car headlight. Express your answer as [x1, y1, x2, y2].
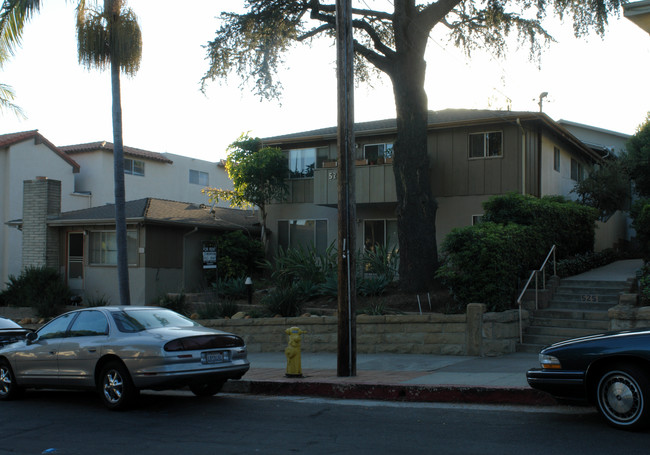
[539, 354, 562, 369]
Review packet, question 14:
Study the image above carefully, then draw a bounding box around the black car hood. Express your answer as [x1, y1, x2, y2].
[543, 327, 650, 351]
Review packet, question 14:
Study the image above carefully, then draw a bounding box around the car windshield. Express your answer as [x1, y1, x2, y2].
[111, 309, 200, 333]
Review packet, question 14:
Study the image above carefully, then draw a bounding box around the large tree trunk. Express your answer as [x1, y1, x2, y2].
[389, 10, 438, 293]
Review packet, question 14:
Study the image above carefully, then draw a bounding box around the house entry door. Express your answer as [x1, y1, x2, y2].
[67, 233, 84, 292]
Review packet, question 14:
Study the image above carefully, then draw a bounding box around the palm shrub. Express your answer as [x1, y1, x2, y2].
[631, 198, 650, 261]
[198, 300, 240, 319]
[0, 266, 72, 317]
[213, 276, 249, 300]
[261, 285, 304, 317]
[358, 243, 399, 282]
[158, 292, 191, 316]
[261, 243, 337, 291]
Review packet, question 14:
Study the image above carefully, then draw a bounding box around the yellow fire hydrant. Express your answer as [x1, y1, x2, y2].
[285, 326, 307, 378]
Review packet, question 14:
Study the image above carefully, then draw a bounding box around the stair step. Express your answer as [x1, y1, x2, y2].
[559, 280, 628, 289]
[545, 300, 617, 311]
[552, 292, 621, 302]
[522, 334, 577, 346]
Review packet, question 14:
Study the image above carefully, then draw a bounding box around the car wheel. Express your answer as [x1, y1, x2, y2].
[99, 361, 138, 411]
[0, 359, 23, 401]
[189, 380, 225, 397]
[596, 364, 650, 430]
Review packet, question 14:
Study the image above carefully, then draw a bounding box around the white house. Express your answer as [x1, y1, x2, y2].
[1, 132, 234, 291]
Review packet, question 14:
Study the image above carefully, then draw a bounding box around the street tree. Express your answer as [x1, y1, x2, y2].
[572, 158, 630, 219]
[203, 134, 289, 250]
[201, 0, 623, 292]
[1, 0, 142, 305]
[0, 6, 24, 118]
[626, 113, 650, 198]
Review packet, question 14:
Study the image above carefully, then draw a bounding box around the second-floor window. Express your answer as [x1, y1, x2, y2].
[571, 158, 584, 182]
[124, 158, 145, 176]
[189, 169, 209, 186]
[288, 147, 329, 178]
[364, 143, 393, 164]
[469, 131, 502, 158]
[554, 147, 561, 172]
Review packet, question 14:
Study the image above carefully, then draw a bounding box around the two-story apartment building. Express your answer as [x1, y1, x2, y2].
[261, 109, 620, 259]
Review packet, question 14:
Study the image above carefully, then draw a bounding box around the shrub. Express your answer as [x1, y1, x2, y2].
[555, 249, 624, 278]
[261, 243, 337, 288]
[357, 275, 391, 297]
[639, 263, 650, 305]
[436, 222, 544, 312]
[0, 266, 72, 317]
[358, 244, 399, 282]
[261, 285, 304, 317]
[482, 193, 599, 259]
[213, 276, 249, 300]
[631, 198, 650, 261]
[158, 292, 191, 316]
[85, 294, 111, 307]
[198, 300, 240, 319]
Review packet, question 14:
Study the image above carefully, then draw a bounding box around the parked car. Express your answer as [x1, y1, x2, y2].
[527, 328, 650, 430]
[0, 306, 249, 410]
[0, 317, 32, 348]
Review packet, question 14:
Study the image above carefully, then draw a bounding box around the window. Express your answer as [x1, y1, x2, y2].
[89, 230, 138, 265]
[364, 143, 393, 164]
[288, 147, 329, 178]
[469, 132, 502, 158]
[189, 169, 209, 186]
[570, 158, 584, 182]
[68, 310, 109, 337]
[37, 313, 75, 340]
[553, 147, 561, 172]
[277, 219, 328, 255]
[124, 158, 145, 176]
[363, 219, 398, 251]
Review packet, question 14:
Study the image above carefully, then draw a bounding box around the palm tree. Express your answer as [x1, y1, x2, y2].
[0, 0, 142, 305]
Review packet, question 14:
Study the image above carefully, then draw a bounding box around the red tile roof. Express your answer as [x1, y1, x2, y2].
[60, 141, 173, 164]
[0, 130, 80, 172]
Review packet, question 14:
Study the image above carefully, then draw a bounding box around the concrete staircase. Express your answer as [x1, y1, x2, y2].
[518, 279, 629, 353]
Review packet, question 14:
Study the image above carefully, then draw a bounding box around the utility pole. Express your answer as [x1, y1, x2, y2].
[336, 0, 356, 377]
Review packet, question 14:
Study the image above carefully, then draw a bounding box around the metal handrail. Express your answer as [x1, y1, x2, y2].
[517, 245, 556, 343]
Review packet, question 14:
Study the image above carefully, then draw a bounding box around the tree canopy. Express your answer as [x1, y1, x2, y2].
[203, 134, 289, 245]
[626, 113, 650, 198]
[201, 0, 622, 293]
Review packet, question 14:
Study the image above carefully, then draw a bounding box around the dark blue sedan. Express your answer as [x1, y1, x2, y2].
[527, 328, 650, 431]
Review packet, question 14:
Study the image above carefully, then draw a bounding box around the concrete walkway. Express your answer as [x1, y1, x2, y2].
[223, 260, 645, 406]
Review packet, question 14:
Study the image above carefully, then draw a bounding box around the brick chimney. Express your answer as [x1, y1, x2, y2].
[22, 178, 61, 269]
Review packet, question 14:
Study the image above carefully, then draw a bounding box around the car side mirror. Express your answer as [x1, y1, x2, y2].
[26, 331, 38, 345]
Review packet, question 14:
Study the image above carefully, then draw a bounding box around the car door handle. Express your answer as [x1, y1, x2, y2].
[49, 351, 56, 355]
[87, 349, 97, 353]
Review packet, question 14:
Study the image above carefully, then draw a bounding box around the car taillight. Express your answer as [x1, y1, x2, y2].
[164, 335, 245, 352]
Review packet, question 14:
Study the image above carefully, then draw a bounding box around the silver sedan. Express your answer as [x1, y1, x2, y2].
[0, 306, 249, 410]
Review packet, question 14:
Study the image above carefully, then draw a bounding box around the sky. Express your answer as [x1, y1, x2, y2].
[1, 1, 649, 163]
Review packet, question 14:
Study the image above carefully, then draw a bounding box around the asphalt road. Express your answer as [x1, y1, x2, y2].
[1, 390, 648, 455]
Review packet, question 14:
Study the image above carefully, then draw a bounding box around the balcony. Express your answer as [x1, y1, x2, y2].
[313, 161, 397, 206]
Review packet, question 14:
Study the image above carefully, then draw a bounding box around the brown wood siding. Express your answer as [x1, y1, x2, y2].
[144, 226, 183, 268]
[431, 123, 523, 197]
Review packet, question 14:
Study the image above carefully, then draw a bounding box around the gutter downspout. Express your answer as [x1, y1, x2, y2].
[182, 227, 199, 290]
[517, 119, 526, 195]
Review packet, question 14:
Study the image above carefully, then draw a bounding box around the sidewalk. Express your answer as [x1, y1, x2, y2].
[222, 260, 644, 406]
[223, 351, 557, 406]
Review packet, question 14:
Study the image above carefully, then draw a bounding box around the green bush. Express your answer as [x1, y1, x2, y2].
[631, 198, 650, 261]
[203, 231, 264, 284]
[85, 294, 111, 307]
[158, 292, 191, 316]
[0, 266, 72, 317]
[482, 193, 598, 259]
[213, 276, 249, 300]
[198, 300, 240, 319]
[358, 244, 399, 282]
[555, 249, 624, 278]
[261, 285, 304, 317]
[261, 243, 337, 288]
[639, 263, 650, 305]
[436, 222, 544, 312]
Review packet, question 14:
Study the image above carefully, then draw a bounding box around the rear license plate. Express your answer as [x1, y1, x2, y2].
[201, 351, 230, 364]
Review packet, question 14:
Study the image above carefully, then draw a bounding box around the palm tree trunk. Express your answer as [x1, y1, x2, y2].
[111, 34, 131, 306]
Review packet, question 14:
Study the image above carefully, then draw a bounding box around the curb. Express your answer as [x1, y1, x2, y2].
[223, 380, 557, 406]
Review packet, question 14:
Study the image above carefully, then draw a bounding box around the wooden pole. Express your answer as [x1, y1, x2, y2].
[336, 0, 356, 377]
